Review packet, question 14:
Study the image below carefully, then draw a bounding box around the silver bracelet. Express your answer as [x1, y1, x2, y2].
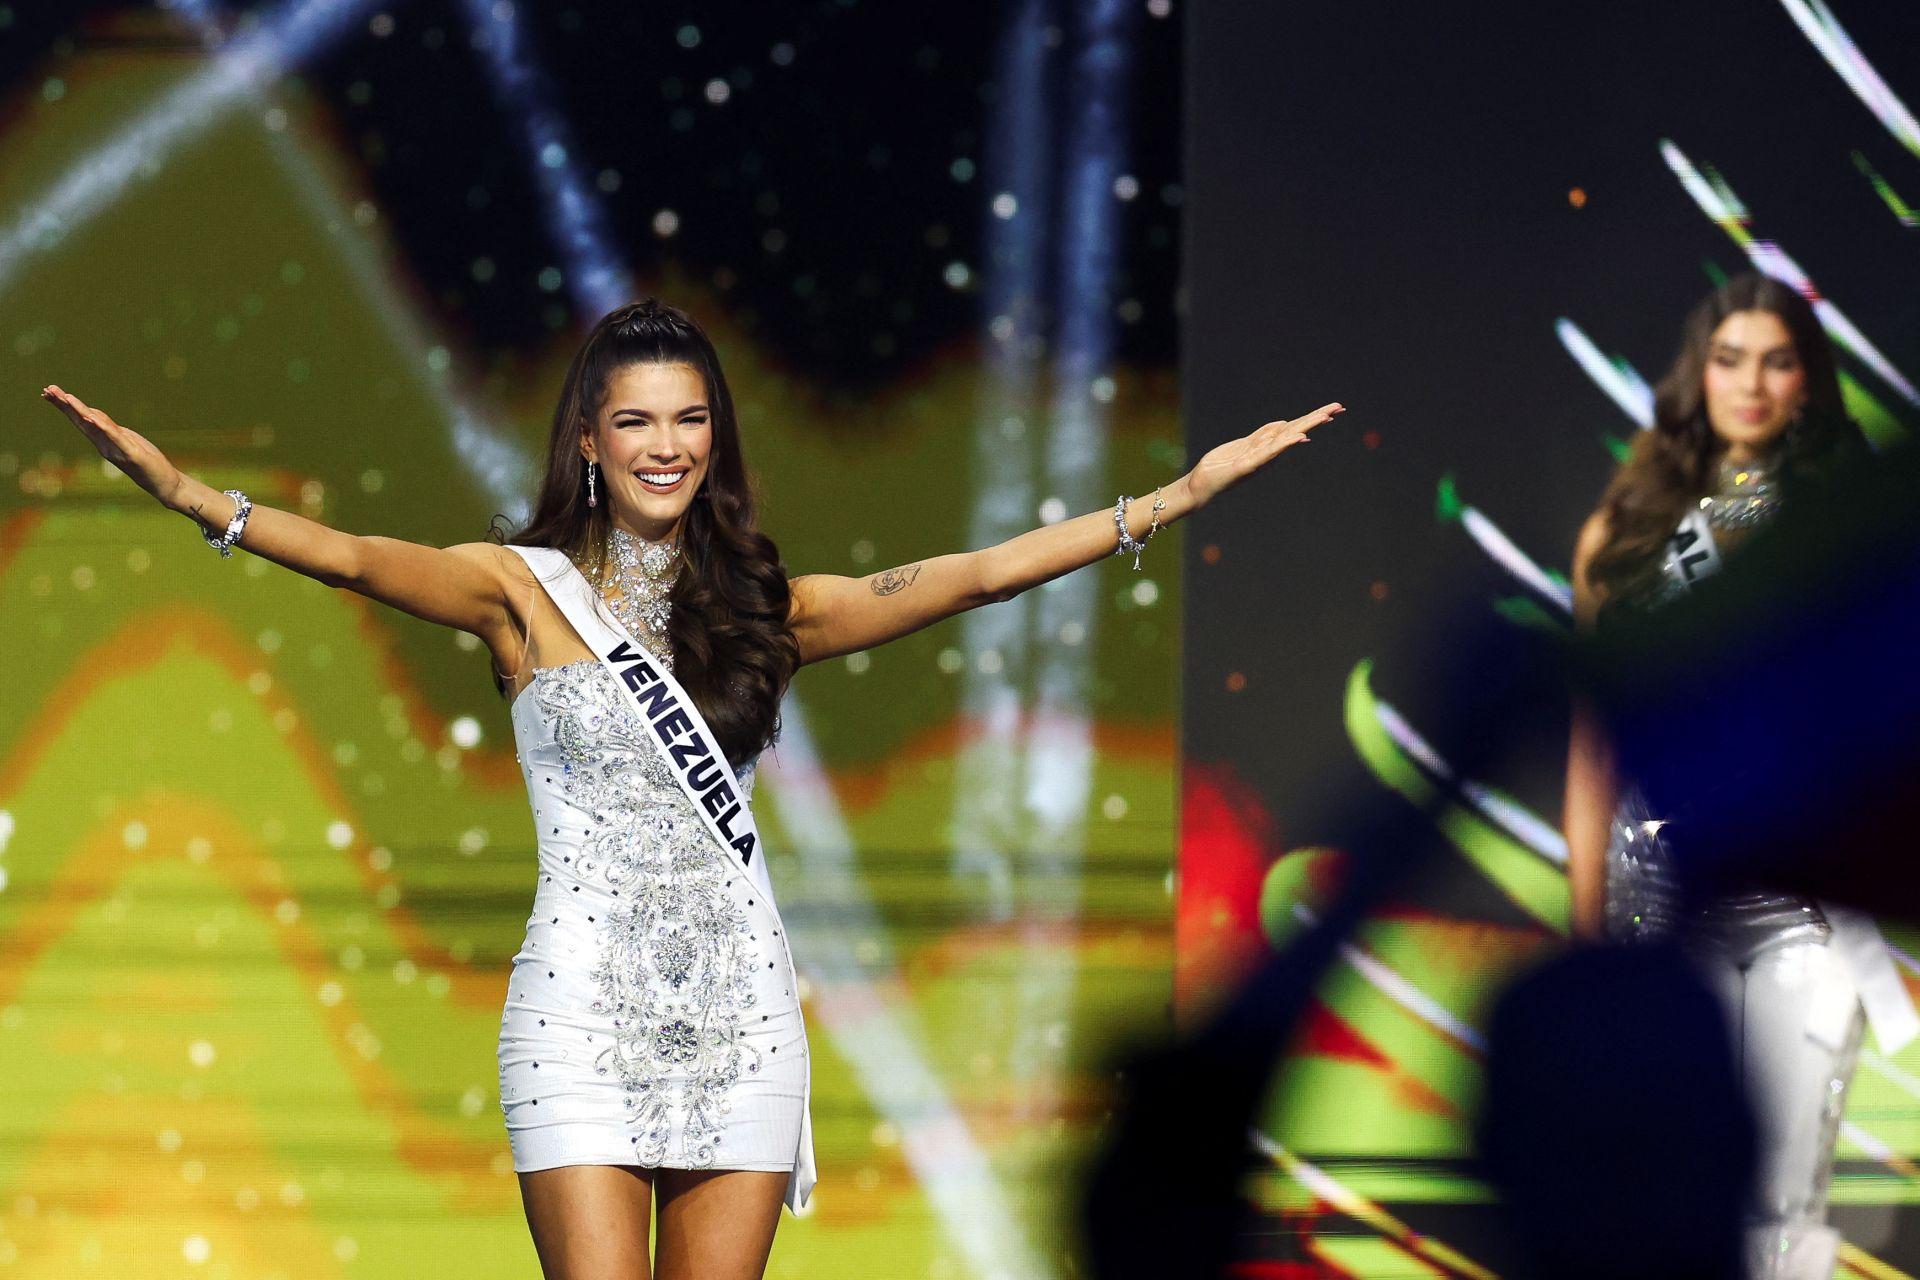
[202, 488, 252, 558]
[1113, 493, 1146, 568]
[1112, 487, 1167, 571]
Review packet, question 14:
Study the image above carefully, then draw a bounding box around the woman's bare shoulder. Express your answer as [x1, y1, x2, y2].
[1573, 509, 1611, 570]
[1570, 509, 1614, 628]
[440, 541, 540, 587]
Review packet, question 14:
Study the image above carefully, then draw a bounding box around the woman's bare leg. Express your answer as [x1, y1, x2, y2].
[653, 1169, 787, 1280]
[517, 1165, 656, 1280]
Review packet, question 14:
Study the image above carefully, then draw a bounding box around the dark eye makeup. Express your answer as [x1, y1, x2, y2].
[1709, 347, 1799, 371]
[613, 412, 711, 426]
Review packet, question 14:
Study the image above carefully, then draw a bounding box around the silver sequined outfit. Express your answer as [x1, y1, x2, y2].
[496, 537, 808, 1184]
[1603, 454, 1825, 955]
[1603, 453, 1864, 1280]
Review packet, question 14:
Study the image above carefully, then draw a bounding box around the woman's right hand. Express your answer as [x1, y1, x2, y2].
[41, 385, 184, 508]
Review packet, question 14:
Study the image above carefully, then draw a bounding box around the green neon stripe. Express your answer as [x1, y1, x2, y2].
[1344, 660, 1568, 932]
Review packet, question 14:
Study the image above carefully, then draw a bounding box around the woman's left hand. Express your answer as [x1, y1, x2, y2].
[1181, 401, 1344, 509]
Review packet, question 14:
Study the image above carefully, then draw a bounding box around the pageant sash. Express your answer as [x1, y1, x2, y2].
[1828, 904, 1920, 1054]
[1654, 513, 1919, 1053]
[506, 545, 774, 904]
[1659, 506, 1725, 593]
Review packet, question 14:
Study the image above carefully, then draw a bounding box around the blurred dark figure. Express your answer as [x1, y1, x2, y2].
[1477, 942, 1755, 1280]
[1080, 599, 1566, 1279]
[1595, 421, 1920, 924]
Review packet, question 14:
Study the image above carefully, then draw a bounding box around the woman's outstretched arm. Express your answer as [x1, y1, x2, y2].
[786, 401, 1344, 665]
[41, 385, 514, 644]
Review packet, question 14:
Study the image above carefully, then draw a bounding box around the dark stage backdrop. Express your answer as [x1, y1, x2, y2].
[1182, 1, 1920, 1272]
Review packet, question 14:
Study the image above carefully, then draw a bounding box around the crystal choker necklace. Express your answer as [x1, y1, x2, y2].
[1705, 452, 1781, 530]
[586, 525, 681, 667]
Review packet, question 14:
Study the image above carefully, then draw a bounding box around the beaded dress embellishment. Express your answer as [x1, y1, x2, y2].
[527, 534, 764, 1166]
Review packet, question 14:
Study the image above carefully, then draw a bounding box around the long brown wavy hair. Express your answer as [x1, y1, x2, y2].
[1588, 272, 1868, 608]
[487, 300, 800, 767]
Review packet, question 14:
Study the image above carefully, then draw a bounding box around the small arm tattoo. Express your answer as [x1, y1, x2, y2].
[871, 563, 923, 596]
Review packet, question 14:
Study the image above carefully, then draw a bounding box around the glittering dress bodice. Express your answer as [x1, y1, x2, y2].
[514, 658, 758, 838]
[508, 658, 773, 1166]
[1604, 453, 1828, 957]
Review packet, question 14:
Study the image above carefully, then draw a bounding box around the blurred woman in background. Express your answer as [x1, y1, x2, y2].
[1564, 272, 1902, 1280]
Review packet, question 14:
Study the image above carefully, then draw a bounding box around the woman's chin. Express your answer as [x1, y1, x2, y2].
[1711, 422, 1789, 457]
[620, 495, 693, 529]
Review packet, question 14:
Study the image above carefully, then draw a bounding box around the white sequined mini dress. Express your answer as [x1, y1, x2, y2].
[497, 657, 812, 1204]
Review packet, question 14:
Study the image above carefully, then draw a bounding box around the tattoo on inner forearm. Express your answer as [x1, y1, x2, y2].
[871, 563, 923, 596]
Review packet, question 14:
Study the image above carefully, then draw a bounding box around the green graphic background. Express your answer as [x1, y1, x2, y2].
[0, 36, 1180, 1279]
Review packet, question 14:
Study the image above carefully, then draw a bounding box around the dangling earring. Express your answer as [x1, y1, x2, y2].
[587, 462, 597, 508]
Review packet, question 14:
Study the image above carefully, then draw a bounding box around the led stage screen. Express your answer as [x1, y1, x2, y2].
[0, 4, 1180, 1277]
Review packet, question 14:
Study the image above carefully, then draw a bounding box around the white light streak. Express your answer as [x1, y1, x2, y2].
[761, 701, 1048, 1280]
[1369, 700, 1568, 865]
[1556, 318, 1653, 428]
[459, 0, 633, 317]
[1661, 140, 1920, 408]
[1293, 904, 1487, 1052]
[0, 0, 386, 298]
[1013, 0, 1141, 1128]
[950, 0, 1055, 922]
[1461, 503, 1574, 614]
[1777, 0, 1920, 159]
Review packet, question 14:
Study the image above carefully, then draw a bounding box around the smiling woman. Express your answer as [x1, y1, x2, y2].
[1576, 273, 1867, 615]
[41, 294, 1337, 1280]
[603, 368, 706, 501]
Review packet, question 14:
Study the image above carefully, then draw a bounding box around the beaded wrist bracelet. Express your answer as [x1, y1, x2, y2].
[1111, 486, 1167, 571]
[202, 488, 252, 558]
